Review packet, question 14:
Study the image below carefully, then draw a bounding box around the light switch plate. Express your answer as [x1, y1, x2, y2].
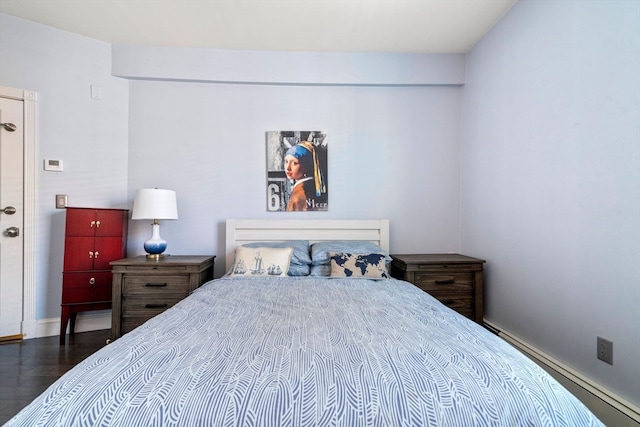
[56, 194, 68, 209]
[91, 85, 102, 100]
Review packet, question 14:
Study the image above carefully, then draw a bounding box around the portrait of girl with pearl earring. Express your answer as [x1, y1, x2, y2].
[266, 131, 328, 212]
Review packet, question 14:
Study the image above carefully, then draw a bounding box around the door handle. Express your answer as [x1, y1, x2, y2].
[5, 227, 19, 238]
[1, 206, 16, 215]
[1, 122, 17, 132]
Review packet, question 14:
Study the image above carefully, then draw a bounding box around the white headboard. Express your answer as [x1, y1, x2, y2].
[225, 219, 390, 271]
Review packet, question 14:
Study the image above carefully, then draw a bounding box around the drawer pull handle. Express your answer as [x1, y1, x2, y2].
[435, 279, 455, 285]
[89, 277, 96, 285]
[145, 303, 168, 309]
[441, 299, 455, 305]
[145, 283, 168, 287]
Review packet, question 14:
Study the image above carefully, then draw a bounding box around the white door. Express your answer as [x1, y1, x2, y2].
[0, 96, 24, 339]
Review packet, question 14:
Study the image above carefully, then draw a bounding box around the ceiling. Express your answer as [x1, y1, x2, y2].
[0, 0, 515, 54]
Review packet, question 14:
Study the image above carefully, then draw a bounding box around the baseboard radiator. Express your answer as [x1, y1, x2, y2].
[484, 320, 639, 427]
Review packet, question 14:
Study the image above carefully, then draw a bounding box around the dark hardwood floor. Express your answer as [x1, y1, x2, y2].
[0, 329, 110, 425]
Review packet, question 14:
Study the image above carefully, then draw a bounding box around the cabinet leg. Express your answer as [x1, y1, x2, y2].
[69, 312, 77, 336]
[59, 306, 70, 345]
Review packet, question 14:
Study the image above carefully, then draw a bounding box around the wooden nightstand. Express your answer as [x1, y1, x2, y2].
[110, 255, 215, 340]
[390, 254, 485, 324]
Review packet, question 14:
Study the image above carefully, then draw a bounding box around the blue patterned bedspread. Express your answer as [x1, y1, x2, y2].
[7, 277, 603, 426]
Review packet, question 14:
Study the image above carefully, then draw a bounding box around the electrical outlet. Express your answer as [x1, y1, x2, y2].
[597, 336, 613, 365]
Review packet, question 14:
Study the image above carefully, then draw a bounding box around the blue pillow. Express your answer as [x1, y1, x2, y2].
[243, 240, 311, 265]
[311, 241, 391, 265]
[288, 263, 310, 276]
[309, 264, 331, 276]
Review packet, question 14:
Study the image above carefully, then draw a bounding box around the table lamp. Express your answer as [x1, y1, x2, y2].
[132, 188, 178, 259]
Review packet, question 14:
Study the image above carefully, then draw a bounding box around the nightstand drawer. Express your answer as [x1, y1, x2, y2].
[122, 296, 184, 316]
[434, 294, 473, 315]
[412, 263, 480, 272]
[121, 297, 185, 333]
[117, 265, 190, 274]
[413, 272, 473, 293]
[122, 275, 190, 295]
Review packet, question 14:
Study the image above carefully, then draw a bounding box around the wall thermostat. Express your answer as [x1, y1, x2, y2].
[44, 159, 63, 171]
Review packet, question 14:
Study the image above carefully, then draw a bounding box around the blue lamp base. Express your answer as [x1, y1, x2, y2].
[144, 221, 168, 260]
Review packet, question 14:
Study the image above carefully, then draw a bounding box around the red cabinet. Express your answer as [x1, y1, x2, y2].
[60, 208, 128, 344]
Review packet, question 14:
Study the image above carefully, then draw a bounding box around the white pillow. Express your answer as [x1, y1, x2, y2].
[230, 246, 293, 277]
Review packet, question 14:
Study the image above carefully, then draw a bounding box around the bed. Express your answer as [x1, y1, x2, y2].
[7, 219, 603, 426]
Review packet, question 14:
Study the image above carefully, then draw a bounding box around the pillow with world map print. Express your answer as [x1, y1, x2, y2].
[311, 241, 392, 265]
[329, 252, 389, 279]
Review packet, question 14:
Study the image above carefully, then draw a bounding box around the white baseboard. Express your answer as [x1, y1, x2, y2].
[484, 320, 640, 427]
[20, 319, 38, 339]
[25, 310, 112, 339]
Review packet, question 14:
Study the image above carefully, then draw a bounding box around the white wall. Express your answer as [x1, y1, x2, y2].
[0, 14, 129, 319]
[118, 46, 466, 279]
[118, 45, 466, 280]
[125, 80, 463, 278]
[460, 0, 640, 407]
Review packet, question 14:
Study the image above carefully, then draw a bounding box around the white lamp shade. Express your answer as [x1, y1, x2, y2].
[131, 189, 178, 220]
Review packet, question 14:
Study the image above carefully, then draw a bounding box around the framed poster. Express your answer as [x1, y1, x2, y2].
[266, 131, 328, 212]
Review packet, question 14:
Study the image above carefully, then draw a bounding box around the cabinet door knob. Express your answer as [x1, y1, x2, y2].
[90, 220, 96, 228]
[89, 251, 94, 258]
[89, 277, 96, 285]
[94, 251, 99, 258]
[95, 221, 101, 228]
